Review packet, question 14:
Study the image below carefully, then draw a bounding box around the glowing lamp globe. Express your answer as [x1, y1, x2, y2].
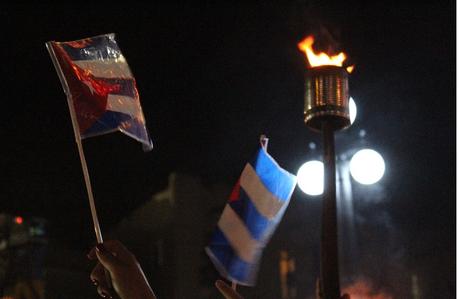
[349, 97, 357, 125]
[349, 149, 385, 185]
[297, 160, 324, 196]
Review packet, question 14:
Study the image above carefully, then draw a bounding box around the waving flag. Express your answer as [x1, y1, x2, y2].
[206, 139, 297, 286]
[46, 33, 152, 150]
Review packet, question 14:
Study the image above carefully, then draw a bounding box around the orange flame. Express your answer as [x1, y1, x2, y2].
[343, 280, 393, 299]
[298, 35, 354, 73]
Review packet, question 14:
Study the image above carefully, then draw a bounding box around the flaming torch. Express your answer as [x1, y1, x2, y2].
[298, 35, 353, 299]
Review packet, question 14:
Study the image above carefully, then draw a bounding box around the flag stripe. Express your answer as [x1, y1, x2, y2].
[205, 229, 259, 286]
[73, 59, 132, 78]
[217, 204, 262, 263]
[82, 77, 138, 98]
[250, 149, 297, 201]
[107, 94, 141, 117]
[229, 188, 272, 241]
[240, 163, 286, 219]
[82, 111, 132, 137]
[60, 34, 121, 61]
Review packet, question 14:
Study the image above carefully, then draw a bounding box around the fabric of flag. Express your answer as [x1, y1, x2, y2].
[47, 33, 153, 150]
[205, 142, 297, 286]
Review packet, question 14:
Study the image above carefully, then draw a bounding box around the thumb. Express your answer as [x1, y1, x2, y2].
[215, 280, 243, 299]
[95, 244, 121, 273]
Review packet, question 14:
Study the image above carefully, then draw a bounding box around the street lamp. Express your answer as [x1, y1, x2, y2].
[349, 149, 385, 185]
[349, 97, 357, 125]
[296, 147, 385, 194]
[297, 160, 324, 196]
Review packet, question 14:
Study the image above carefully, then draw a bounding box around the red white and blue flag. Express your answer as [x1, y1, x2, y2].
[206, 139, 297, 286]
[47, 33, 153, 150]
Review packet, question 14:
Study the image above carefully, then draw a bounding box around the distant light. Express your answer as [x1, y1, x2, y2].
[349, 97, 357, 125]
[349, 149, 385, 185]
[14, 216, 23, 224]
[297, 160, 324, 196]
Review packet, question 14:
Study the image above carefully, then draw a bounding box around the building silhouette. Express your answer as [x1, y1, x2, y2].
[111, 173, 230, 298]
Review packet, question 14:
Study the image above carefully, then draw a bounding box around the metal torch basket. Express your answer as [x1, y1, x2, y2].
[304, 65, 350, 132]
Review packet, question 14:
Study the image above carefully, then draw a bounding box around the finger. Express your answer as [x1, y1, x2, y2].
[91, 264, 113, 298]
[87, 241, 125, 261]
[90, 263, 107, 288]
[100, 240, 136, 262]
[215, 280, 243, 299]
[87, 240, 127, 261]
[96, 285, 114, 299]
[87, 246, 97, 260]
[95, 244, 123, 273]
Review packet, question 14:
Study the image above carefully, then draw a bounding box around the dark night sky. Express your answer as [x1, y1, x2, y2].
[0, 2, 455, 297]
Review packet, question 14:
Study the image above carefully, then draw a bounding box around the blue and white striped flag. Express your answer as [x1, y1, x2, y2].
[206, 140, 297, 286]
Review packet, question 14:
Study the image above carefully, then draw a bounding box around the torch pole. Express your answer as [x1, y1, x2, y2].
[320, 121, 341, 299]
[302, 64, 349, 298]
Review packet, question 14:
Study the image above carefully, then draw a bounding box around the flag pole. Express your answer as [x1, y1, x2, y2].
[72, 132, 104, 244]
[46, 42, 104, 244]
[260, 134, 269, 150]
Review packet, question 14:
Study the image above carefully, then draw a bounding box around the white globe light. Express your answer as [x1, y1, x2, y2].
[349, 97, 357, 125]
[297, 160, 324, 196]
[349, 149, 385, 185]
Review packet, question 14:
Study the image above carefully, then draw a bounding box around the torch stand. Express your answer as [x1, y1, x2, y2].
[320, 121, 340, 299]
[303, 65, 351, 299]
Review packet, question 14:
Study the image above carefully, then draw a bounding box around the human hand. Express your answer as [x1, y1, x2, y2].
[215, 280, 244, 299]
[87, 240, 157, 299]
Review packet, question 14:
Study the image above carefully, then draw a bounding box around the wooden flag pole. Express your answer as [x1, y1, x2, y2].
[260, 134, 269, 150]
[65, 93, 104, 244]
[69, 111, 113, 288]
[73, 133, 104, 244]
[231, 280, 237, 291]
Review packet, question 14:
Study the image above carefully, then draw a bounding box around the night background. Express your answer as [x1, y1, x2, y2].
[0, 2, 455, 299]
